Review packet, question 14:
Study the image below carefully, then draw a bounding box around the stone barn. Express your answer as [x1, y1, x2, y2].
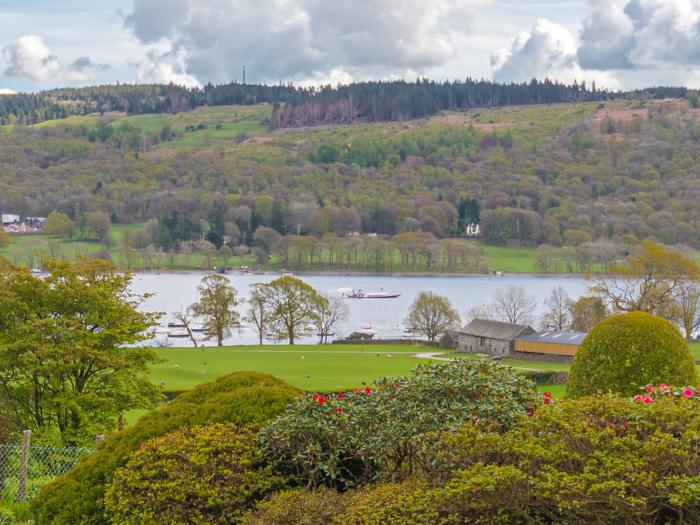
[457, 319, 535, 357]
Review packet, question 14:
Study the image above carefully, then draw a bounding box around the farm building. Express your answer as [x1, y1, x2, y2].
[457, 319, 535, 357]
[514, 331, 586, 357]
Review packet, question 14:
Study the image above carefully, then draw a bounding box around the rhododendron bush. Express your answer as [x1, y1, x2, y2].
[258, 359, 538, 489]
[249, 395, 700, 525]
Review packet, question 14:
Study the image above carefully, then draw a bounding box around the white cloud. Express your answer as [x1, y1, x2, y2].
[136, 57, 200, 88]
[124, 0, 492, 84]
[2, 35, 107, 84]
[578, 0, 700, 71]
[0, 88, 16, 95]
[3, 35, 62, 82]
[491, 18, 618, 88]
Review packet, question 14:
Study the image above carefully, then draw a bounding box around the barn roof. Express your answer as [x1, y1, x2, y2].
[515, 330, 587, 345]
[459, 319, 534, 340]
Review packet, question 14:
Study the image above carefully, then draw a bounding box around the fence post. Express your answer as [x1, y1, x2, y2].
[17, 429, 31, 503]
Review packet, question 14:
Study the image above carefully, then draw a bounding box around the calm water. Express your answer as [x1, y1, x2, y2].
[129, 272, 588, 346]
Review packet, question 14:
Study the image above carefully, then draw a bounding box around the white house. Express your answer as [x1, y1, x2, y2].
[2, 214, 19, 225]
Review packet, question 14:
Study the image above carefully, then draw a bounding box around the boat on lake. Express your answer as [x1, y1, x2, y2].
[340, 288, 400, 299]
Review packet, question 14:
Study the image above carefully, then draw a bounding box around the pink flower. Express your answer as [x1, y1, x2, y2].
[645, 385, 654, 393]
[139, 443, 145, 449]
[623, 421, 629, 430]
[336, 407, 343, 415]
[337, 392, 345, 400]
[633, 395, 643, 403]
[543, 397, 551, 405]
[643, 396, 654, 404]
[683, 388, 694, 398]
[353, 388, 361, 394]
[364, 387, 372, 394]
[659, 383, 668, 390]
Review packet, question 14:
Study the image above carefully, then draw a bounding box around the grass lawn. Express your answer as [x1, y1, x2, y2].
[479, 244, 539, 273]
[152, 344, 429, 394]
[690, 343, 700, 361]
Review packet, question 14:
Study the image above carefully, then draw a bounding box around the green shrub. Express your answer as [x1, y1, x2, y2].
[334, 482, 438, 525]
[419, 395, 700, 524]
[32, 372, 299, 525]
[242, 488, 347, 525]
[105, 424, 285, 525]
[567, 312, 699, 397]
[259, 359, 537, 489]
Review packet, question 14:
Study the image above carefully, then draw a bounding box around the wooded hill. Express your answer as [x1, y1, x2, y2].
[2, 95, 700, 255]
[0, 79, 689, 126]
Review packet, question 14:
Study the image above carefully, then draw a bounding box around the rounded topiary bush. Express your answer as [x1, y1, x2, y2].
[567, 312, 699, 398]
[105, 424, 285, 525]
[32, 372, 299, 525]
[242, 488, 347, 525]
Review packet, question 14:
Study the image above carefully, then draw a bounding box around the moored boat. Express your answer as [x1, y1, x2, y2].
[340, 288, 400, 299]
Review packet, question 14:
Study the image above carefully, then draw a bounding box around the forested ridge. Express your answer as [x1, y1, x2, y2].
[2, 95, 700, 270]
[0, 78, 690, 126]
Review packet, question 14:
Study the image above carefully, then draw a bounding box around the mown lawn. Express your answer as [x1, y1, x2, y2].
[479, 244, 540, 273]
[151, 344, 428, 393]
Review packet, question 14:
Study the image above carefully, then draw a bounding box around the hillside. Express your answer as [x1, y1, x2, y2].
[1, 96, 700, 271]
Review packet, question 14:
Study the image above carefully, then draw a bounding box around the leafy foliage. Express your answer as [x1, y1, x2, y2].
[259, 359, 537, 489]
[249, 395, 700, 524]
[31, 372, 299, 525]
[105, 424, 286, 525]
[567, 312, 699, 397]
[0, 258, 159, 445]
[190, 274, 241, 346]
[405, 291, 460, 342]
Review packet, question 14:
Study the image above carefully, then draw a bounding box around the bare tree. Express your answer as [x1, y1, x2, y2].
[173, 307, 199, 348]
[675, 282, 700, 341]
[569, 296, 607, 332]
[246, 283, 274, 345]
[541, 286, 572, 330]
[313, 293, 349, 344]
[464, 303, 495, 323]
[492, 285, 536, 325]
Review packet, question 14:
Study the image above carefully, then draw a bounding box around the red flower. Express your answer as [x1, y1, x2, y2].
[317, 395, 326, 405]
[543, 397, 552, 405]
[353, 388, 361, 394]
[643, 396, 654, 404]
[313, 393, 319, 401]
[633, 395, 643, 403]
[645, 385, 654, 393]
[623, 421, 629, 430]
[659, 383, 668, 390]
[526, 405, 534, 416]
[543, 391, 552, 398]
[337, 392, 345, 400]
[364, 387, 372, 394]
[336, 407, 343, 415]
[394, 383, 401, 389]
[683, 388, 694, 398]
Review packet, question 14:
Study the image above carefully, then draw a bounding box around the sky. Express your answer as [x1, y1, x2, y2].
[2, 0, 700, 93]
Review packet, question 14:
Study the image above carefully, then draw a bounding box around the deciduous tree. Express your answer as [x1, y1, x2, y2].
[191, 274, 241, 346]
[264, 276, 324, 345]
[492, 285, 536, 325]
[0, 258, 159, 445]
[405, 292, 460, 342]
[314, 293, 349, 344]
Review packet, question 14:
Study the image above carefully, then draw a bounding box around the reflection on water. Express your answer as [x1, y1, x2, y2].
[129, 272, 588, 346]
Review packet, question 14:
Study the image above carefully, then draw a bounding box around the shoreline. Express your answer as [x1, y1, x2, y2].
[129, 268, 589, 279]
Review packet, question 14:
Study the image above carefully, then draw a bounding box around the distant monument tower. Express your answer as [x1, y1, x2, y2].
[242, 65, 246, 85]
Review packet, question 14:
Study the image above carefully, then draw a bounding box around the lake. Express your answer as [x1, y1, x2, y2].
[129, 272, 588, 346]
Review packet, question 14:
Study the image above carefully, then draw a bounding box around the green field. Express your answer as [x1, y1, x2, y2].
[148, 343, 700, 401]
[152, 344, 426, 393]
[478, 245, 540, 273]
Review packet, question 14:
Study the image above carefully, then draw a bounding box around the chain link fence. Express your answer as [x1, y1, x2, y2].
[0, 430, 93, 522]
